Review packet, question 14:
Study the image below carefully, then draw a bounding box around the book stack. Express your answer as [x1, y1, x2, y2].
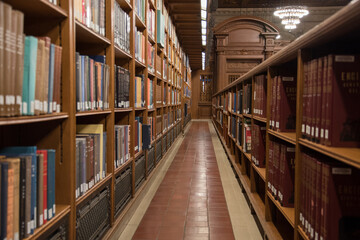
[0, 4, 63, 117]
[302, 55, 360, 147]
[251, 124, 266, 167]
[75, 124, 107, 199]
[134, 117, 143, 154]
[156, 116, 162, 136]
[267, 139, 295, 207]
[135, 0, 146, 23]
[75, 54, 110, 112]
[74, 0, 106, 36]
[269, 75, 297, 132]
[115, 66, 130, 109]
[243, 82, 252, 114]
[156, 84, 162, 106]
[253, 75, 267, 118]
[134, 75, 145, 108]
[0, 147, 56, 240]
[300, 152, 360, 240]
[147, 42, 155, 73]
[114, 125, 130, 169]
[135, 28, 145, 64]
[147, 5, 155, 40]
[114, 1, 131, 53]
[147, 78, 154, 109]
[243, 119, 251, 153]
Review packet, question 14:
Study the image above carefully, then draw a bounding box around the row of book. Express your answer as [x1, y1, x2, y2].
[269, 75, 297, 132]
[135, 28, 146, 64]
[135, 0, 146, 23]
[75, 54, 110, 112]
[147, 5, 156, 40]
[114, 66, 130, 109]
[114, 1, 130, 54]
[267, 139, 295, 207]
[0, 147, 56, 240]
[135, 75, 145, 108]
[299, 152, 360, 240]
[253, 75, 267, 118]
[0, 4, 63, 117]
[302, 54, 360, 147]
[114, 125, 130, 169]
[75, 124, 107, 199]
[251, 124, 266, 167]
[147, 42, 155, 73]
[226, 90, 242, 114]
[134, 117, 153, 154]
[74, 0, 106, 36]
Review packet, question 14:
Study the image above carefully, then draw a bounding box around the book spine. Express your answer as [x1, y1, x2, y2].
[0, 163, 9, 240]
[14, 11, 24, 116]
[3, 4, 13, 117]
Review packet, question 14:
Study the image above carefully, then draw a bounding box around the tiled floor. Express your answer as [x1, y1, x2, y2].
[132, 122, 234, 240]
[114, 120, 261, 240]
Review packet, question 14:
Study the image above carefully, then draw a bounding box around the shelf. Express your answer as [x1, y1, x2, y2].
[115, 45, 132, 59]
[115, 108, 133, 113]
[148, 34, 155, 45]
[298, 226, 309, 240]
[116, 0, 132, 12]
[156, 105, 163, 109]
[299, 138, 360, 168]
[268, 129, 296, 145]
[243, 151, 251, 161]
[24, 205, 70, 240]
[243, 113, 252, 118]
[134, 150, 144, 159]
[267, 191, 295, 228]
[135, 59, 146, 68]
[252, 163, 266, 182]
[135, 107, 146, 111]
[135, 14, 146, 31]
[148, 0, 156, 10]
[155, 134, 162, 142]
[147, 108, 155, 112]
[75, 20, 111, 45]
[76, 174, 112, 206]
[76, 109, 112, 117]
[0, 113, 69, 126]
[114, 158, 133, 176]
[5, 0, 68, 18]
[253, 115, 267, 123]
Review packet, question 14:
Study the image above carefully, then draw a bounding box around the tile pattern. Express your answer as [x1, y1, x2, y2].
[132, 122, 235, 240]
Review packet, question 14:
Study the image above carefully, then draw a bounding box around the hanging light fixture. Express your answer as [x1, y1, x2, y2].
[274, 5, 309, 30]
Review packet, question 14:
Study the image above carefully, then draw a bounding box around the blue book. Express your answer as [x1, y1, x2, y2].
[0, 162, 9, 240]
[142, 125, 151, 150]
[47, 149, 56, 220]
[22, 37, 31, 115]
[48, 44, 55, 113]
[89, 55, 106, 64]
[0, 146, 37, 233]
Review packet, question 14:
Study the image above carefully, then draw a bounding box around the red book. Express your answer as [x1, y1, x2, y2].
[314, 57, 324, 143]
[271, 77, 277, 129]
[314, 158, 322, 240]
[320, 56, 328, 145]
[309, 155, 316, 239]
[280, 144, 295, 207]
[302, 62, 309, 138]
[261, 76, 267, 118]
[267, 140, 274, 193]
[325, 54, 360, 147]
[273, 141, 280, 198]
[299, 152, 306, 229]
[310, 59, 318, 140]
[278, 76, 297, 132]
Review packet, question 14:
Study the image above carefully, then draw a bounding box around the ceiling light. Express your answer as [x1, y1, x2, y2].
[276, 35, 281, 39]
[274, 6, 309, 30]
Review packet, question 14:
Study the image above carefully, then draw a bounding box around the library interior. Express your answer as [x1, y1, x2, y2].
[0, 0, 359, 239]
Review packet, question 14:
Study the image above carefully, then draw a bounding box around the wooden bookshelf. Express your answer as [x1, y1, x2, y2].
[0, 0, 191, 239]
[212, 1, 360, 239]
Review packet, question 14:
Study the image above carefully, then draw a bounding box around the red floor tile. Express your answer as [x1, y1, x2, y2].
[132, 122, 235, 240]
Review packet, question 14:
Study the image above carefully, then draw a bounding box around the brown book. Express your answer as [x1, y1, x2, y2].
[299, 152, 305, 229]
[34, 39, 44, 116]
[3, 3, 12, 117]
[14, 11, 24, 116]
[320, 56, 328, 145]
[273, 141, 280, 198]
[53, 45, 62, 113]
[37, 37, 51, 114]
[325, 54, 360, 147]
[314, 158, 322, 240]
[310, 59, 318, 141]
[36, 153, 44, 227]
[267, 140, 274, 194]
[278, 76, 297, 132]
[0, 2, 5, 116]
[302, 62, 309, 138]
[281, 144, 295, 207]
[314, 57, 324, 142]
[271, 76, 277, 129]
[9, 9, 18, 117]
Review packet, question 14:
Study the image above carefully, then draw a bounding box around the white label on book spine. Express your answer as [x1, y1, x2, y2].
[276, 122, 279, 128]
[53, 204, 56, 215]
[27, 221, 31, 234]
[335, 55, 355, 62]
[39, 102, 43, 112]
[57, 104, 60, 113]
[44, 209, 47, 220]
[311, 127, 314, 136]
[14, 233, 19, 240]
[30, 101, 35, 114]
[17, 96, 22, 108]
[49, 209, 53, 220]
[53, 102, 56, 112]
[39, 214, 43, 226]
[320, 129, 324, 138]
[35, 100, 40, 110]
[77, 102, 80, 111]
[44, 101, 48, 113]
[315, 128, 319, 137]
[325, 129, 329, 139]
[332, 168, 352, 175]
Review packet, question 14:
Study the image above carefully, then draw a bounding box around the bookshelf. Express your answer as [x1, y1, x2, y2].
[212, 1, 360, 240]
[0, 0, 191, 239]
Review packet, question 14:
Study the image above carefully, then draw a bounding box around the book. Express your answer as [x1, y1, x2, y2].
[142, 124, 152, 150]
[0, 162, 9, 240]
[14, 10, 24, 116]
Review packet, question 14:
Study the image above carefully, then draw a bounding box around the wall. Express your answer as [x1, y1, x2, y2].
[191, 70, 213, 119]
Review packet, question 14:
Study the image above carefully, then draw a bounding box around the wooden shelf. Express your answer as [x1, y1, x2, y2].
[148, 69, 156, 77]
[268, 129, 296, 145]
[148, 34, 155, 45]
[253, 115, 267, 123]
[116, 0, 132, 12]
[298, 226, 309, 240]
[135, 107, 146, 111]
[267, 191, 295, 228]
[299, 138, 360, 168]
[0, 113, 69, 126]
[114, 158, 133, 176]
[76, 174, 112, 206]
[135, 14, 146, 31]
[148, 0, 156, 10]
[135, 59, 146, 68]
[115, 45, 132, 59]
[147, 108, 155, 112]
[243, 113, 252, 118]
[75, 20, 111, 45]
[134, 150, 144, 159]
[243, 151, 251, 161]
[5, 0, 68, 18]
[252, 163, 266, 181]
[76, 109, 112, 117]
[24, 205, 70, 240]
[114, 108, 133, 113]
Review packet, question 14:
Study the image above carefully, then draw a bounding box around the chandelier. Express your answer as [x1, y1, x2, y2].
[274, 6, 309, 30]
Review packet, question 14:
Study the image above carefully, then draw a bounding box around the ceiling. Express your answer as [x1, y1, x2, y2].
[165, 0, 351, 71]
